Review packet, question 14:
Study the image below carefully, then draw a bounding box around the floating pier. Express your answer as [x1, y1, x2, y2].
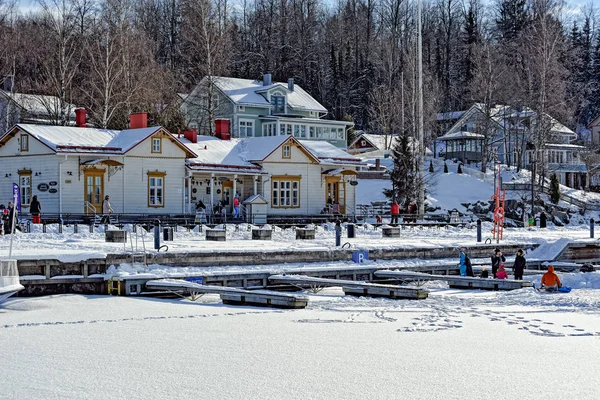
[374, 270, 534, 291]
[146, 279, 308, 309]
[268, 274, 428, 300]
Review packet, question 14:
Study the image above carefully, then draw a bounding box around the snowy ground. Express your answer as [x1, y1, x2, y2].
[1, 275, 599, 400]
[2, 165, 600, 399]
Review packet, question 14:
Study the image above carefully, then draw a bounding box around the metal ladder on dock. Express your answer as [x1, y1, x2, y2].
[128, 224, 147, 265]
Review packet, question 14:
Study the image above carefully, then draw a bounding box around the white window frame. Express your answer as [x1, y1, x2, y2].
[19, 172, 32, 205]
[152, 137, 162, 153]
[272, 178, 300, 208]
[148, 173, 165, 207]
[239, 119, 254, 137]
[20, 134, 29, 152]
[283, 145, 291, 158]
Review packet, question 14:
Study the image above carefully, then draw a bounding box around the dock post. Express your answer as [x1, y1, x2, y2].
[154, 220, 161, 249]
[335, 220, 341, 247]
[476, 219, 482, 243]
[591, 218, 595, 239]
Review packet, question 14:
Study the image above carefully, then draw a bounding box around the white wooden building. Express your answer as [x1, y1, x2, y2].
[183, 135, 363, 216]
[0, 114, 196, 216]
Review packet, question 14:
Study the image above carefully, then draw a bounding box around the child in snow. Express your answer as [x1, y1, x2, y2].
[480, 267, 489, 278]
[541, 265, 562, 291]
[496, 264, 508, 279]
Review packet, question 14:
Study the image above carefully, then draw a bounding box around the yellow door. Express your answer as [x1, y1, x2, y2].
[84, 170, 105, 214]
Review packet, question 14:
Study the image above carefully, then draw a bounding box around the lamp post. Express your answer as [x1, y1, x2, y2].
[530, 159, 537, 217]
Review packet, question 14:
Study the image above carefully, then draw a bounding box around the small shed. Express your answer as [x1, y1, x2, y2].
[243, 194, 268, 224]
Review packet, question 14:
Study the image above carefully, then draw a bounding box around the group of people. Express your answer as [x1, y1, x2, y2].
[390, 200, 417, 225]
[459, 247, 562, 290]
[0, 195, 42, 234]
[197, 192, 242, 222]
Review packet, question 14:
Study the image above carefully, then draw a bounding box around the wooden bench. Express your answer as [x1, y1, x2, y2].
[252, 229, 272, 240]
[296, 228, 315, 240]
[382, 227, 400, 238]
[105, 230, 127, 243]
[206, 229, 226, 241]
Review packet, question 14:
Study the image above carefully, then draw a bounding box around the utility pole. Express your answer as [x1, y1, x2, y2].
[417, 0, 425, 216]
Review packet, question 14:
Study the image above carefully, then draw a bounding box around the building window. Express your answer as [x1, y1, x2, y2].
[280, 123, 286, 136]
[271, 93, 285, 114]
[271, 176, 300, 208]
[148, 172, 166, 207]
[152, 137, 162, 153]
[282, 144, 291, 159]
[20, 134, 29, 152]
[239, 120, 254, 137]
[337, 128, 345, 140]
[19, 171, 32, 206]
[309, 126, 315, 138]
[293, 125, 300, 137]
[238, 105, 245, 112]
[300, 125, 306, 138]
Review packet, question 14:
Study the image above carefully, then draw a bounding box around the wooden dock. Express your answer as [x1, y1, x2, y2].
[145, 279, 308, 309]
[268, 274, 428, 300]
[374, 270, 534, 291]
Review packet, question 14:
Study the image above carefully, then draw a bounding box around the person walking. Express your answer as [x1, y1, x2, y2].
[513, 249, 526, 280]
[101, 195, 113, 224]
[391, 200, 400, 225]
[491, 248, 505, 278]
[30, 195, 41, 224]
[541, 265, 562, 291]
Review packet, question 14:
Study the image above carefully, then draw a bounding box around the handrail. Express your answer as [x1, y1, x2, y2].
[84, 201, 96, 215]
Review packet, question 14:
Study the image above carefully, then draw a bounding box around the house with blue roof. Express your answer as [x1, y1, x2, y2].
[180, 74, 353, 149]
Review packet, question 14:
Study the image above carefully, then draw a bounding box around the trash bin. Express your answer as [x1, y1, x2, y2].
[347, 223, 355, 238]
[163, 227, 174, 241]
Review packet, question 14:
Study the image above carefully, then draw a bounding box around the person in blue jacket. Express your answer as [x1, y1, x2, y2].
[459, 249, 467, 276]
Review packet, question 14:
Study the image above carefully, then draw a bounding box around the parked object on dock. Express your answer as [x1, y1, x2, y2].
[374, 270, 534, 291]
[0, 259, 24, 302]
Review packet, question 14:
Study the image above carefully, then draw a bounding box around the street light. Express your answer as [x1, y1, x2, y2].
[530, 159, 537, 219]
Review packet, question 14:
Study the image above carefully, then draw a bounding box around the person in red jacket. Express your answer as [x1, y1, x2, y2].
[391, 201, 400, 225]
[541, 265, 562, 291]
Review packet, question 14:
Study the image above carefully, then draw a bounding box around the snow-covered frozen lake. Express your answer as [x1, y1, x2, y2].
[1, 274, 599, 400]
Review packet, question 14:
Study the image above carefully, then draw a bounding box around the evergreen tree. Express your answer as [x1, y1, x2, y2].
[384, 135, 417, 205]
[495, 0, 529, 42]
[550, 173, 560, 204]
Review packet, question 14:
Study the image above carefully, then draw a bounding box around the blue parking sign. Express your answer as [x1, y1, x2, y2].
[352, 250, 369, 263]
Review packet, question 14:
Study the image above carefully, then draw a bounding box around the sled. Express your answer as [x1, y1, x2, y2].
[534, 283, 571, 293]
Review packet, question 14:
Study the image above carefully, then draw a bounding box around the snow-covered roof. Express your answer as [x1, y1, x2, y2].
[436, 111, 466, 121]
[438, 131, 485, 140]
[210, 77, 328, 113]
[184, 136, 259, 171]
[350, 133, 397, 151]
[238, 136, 290, 161]
[299, 140, 363, 165]
[2, 124, 194, 156]
[1, 90, 76, 117]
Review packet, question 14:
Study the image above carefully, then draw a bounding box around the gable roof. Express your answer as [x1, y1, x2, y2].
[349, 133, 396, 152]
[0, 89, 77, 118]
[202, 77, 328, 113]
[0, 124, 196, 157]
[587, 115, 600, 129]
[299, 140, 363, 165]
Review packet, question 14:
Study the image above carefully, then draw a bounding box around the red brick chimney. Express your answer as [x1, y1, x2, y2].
[215, 119, 230, 140]
[75, 108, 87, 128]
[130, 113, 148, 129]
[184, 129, 198, 143]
